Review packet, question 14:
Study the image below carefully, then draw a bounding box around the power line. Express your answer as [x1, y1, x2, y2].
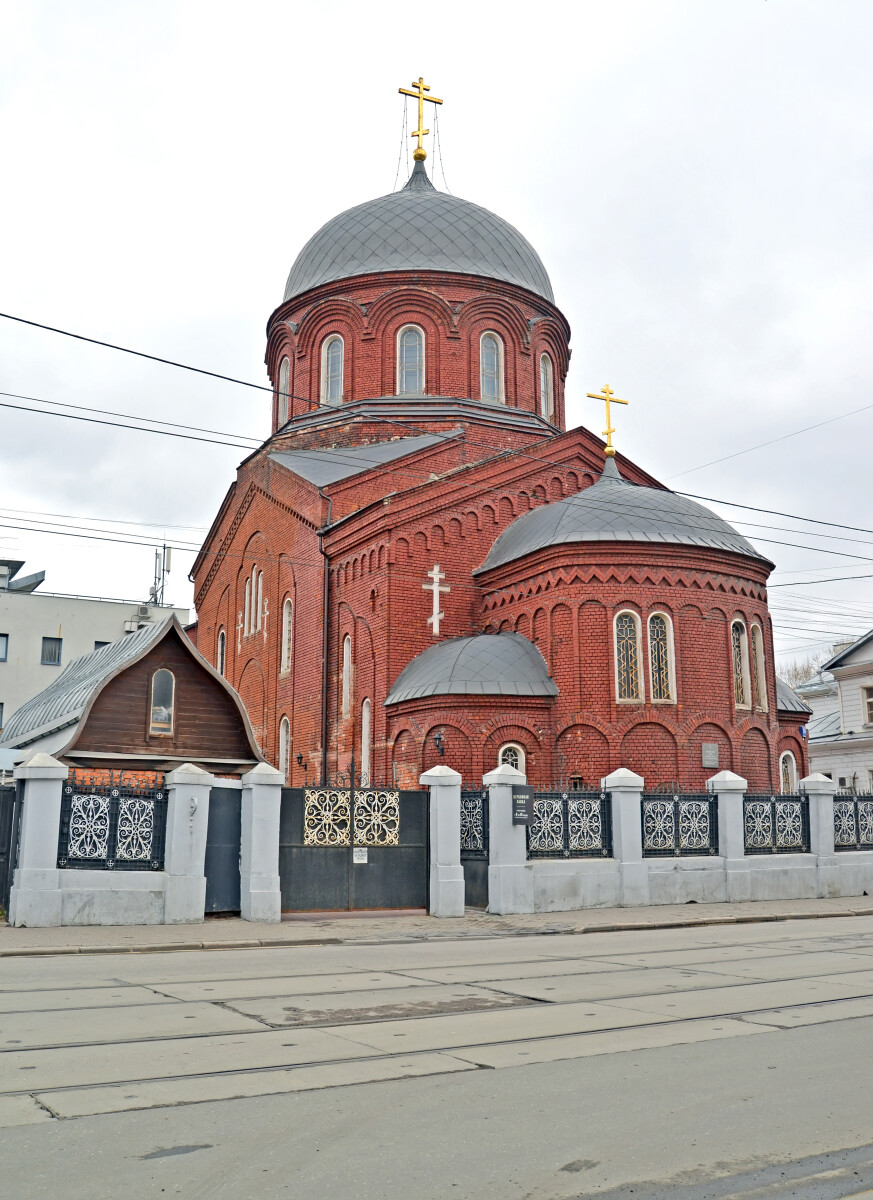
[0, 504, 207, 532]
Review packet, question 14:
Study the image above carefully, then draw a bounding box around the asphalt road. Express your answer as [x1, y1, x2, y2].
[3, 914, 873, 1198]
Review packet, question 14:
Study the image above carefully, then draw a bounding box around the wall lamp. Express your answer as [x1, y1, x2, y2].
[433, 731, 445, 756]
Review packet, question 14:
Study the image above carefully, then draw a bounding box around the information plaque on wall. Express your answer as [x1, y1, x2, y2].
[512, 786, 533, 825]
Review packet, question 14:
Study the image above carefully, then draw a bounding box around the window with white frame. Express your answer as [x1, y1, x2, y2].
[499, 742, 525, 772]
[256, 570, 263, 633]
[731, 620, 751, 708]
[149, 669, 175, 736]
[615, 611, 643, 701]
[780, 751, 797, 794]
[217, 629, 226, 677]
[397, 325, 424, 395]
[244, 577, 251, 635]
[321, 336, 344, 406]
[480, 332, 504, 403]
[540, 353, 554, 420]
[0, 633, 7, 661]
[648, 612, 674, 702]
[277, 356, 290, 425]
[751, 624, 768, 710]
[41, 636, 62, 666]
[864, 686, 873, 726]
[279, 716, 290, 782]
[342, 634, 352, 719]
[280, 599, 293, 674]
[361, 698, 372, 785]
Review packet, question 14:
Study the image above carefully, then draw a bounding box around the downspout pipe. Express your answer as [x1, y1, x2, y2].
[318, 489, 333, 786]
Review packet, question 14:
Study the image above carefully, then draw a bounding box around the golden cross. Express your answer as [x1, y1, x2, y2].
[586, 384, 629, 458]
[399, 76, 443, 162]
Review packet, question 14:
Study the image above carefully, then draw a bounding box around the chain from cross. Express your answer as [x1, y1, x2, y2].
[423, 563, 450, 637]
[398, 76, 443, 162]
[586, 384, 629, 458]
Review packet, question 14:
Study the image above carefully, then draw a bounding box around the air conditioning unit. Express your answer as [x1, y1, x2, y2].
[138, 605, 150, 618]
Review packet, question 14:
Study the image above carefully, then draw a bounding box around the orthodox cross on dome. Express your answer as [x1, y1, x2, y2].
[423, 563, 450, 637]
[399, 76, 443, 162]
[587, 384, 629, 458]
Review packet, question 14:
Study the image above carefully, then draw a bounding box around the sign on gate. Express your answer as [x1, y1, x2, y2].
[512, 786, 533, 825]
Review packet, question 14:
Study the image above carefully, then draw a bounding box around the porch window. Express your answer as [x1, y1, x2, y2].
[149, 669, 175, 736]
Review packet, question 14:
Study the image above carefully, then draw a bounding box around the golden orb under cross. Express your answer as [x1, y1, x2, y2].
[587, 384, 629, 458]
[399, 76, 443, 161]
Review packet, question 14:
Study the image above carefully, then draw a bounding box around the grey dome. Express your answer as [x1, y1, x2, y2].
[385, 632, 557, 705]
[478, 457, 772, 574]
[283, 161, 554, 304]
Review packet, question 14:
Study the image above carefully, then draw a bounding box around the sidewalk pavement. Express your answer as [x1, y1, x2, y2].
[2, 895, 873, 956]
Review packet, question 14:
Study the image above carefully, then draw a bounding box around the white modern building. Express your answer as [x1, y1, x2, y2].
[0, 560, 188, 736]
[796, 631, 873, 792]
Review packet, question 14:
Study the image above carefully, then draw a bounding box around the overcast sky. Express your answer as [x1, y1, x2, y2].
[1, 0, 871, 668]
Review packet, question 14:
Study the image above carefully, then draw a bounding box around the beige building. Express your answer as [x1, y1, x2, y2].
[797, 631, 873, 792]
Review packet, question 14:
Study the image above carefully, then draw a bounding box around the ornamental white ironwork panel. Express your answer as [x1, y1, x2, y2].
[775, 799, 803, 848]
[642, 799, 675, 852]
[833, 796, 873, 851]
[568, 797, 603, 852]
[744, 795, 809, 853]
[678, 800, 710, 851]
[529, 797, 564, 852]
[528, 791, 611, 858]
[642, 794, 717, 856]
[116, 796, 155, 862]
[68, 794, 110, 860]
[834, 801, 858, 848]
[744, 800, 773, 849]
[303, 789, 351, 846]
[353, 790, 400, 847]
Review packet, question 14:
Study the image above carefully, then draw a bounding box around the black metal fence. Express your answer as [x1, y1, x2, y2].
[527, 790, 612, 859]
[56, 780, 169, 871]
[834, 794, 873, 852]
[460, 789, 489, 857]
[640, 793, 719, 857]
[744, 794, 810, 854]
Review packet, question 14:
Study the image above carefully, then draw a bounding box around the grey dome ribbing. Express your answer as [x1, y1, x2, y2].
[478, 457, 772, 573]
[283, 160, 554, 304]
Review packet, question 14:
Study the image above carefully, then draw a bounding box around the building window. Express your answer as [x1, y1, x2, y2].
[41, 637, 62, 666]
[277, 356, 290, 425]
[342, 634, 352, 719]
[361, 698, 372, 785]
[498, 743, 525, 773]
[751, 624, 768, 711]
[0, 702, 3, 732]
[256, 570, 263, 633]
[648, 613, 674, 702]
[780, 751, 798, 794]
[321, 336, 344, 406]
[279, 716, 290, 782]
[244, 577, 251, 635]
[615, 611, 642, 701]
[0, 633, 8, 661]
[397, 325, 424, 395]
[94, 641, 110, 652]
[480, 332, 504, 403]
[280, 599, 293, 674]
[864, 686, 873, 726]
[540, 353, 554, 420]
[217, 629, 226, 676]
[149, 669, 175, 736]
[731, 620, 751, 709]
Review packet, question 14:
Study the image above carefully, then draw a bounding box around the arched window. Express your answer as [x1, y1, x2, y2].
[279, 716, 290, 782]
[361, 698, 372, 785]
[321, 336, 344, 406]
[342, 634, 352, 719]
[280, 599, 293, 674]
[149, 669, 175, 736]
[397, 325, 424, 395]
[615, 611, 643, 701]
[751, 624, 768, 711]
[480, 332, 504, 403]
[217, 629, 226, 677]
[731, 620, 751, 709]
[540, 353, 554, 420]
[277, 356, 290, 426]
[780, 751, 797, 794]
[256, 570, 263, 633]
[244, 577, 251, 636]
[499, 743, 525, 773]
[648, 613, 675, 702]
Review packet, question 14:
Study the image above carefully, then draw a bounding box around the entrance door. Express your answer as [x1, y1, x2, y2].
[204, 786, 241, 914]
[460, 788, 489, 908]
[279, 786, 428, 912]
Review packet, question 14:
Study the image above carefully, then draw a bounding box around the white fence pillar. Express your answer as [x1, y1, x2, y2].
[484, 762, 532, 914]
[603, 767, 648, 907]
[707, 769, 749, 901]
[163, 763, 213, 924]
[802, 772, 839, 896]
[240, 762, 283, 922]
[420, 764, 465, 917]
[8, 753, 67, 927]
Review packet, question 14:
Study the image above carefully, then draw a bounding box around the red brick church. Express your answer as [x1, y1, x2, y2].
[192, 87, 808, 793]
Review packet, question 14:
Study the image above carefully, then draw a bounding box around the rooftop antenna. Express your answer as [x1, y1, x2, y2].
[150, 543, 171, 606]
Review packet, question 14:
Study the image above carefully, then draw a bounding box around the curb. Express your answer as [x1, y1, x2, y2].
[2, 905, 872, 958]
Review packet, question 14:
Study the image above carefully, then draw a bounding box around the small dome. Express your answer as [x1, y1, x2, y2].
[283, 161, 554, 304]
[385, 632, 557, 705]
[478, 457, 772, 574]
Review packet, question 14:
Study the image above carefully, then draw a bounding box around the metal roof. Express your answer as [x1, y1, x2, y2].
[477, 456, 771, 574]
[775, 678, 813, 715]
[385, 632, 558, 705]
[269, 433, 447, 487]
[0, 620, 168, 747]
[283, 160, 554, 304]
[823, 628, 873, 670]
[808, 710, 841, 739]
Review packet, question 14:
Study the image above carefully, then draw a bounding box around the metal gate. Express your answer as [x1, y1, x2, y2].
[279, 785, 428, 911]
[460, 788, 489, 908]
[204, 786, 241, 914]
[0, 783, 21, 918]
